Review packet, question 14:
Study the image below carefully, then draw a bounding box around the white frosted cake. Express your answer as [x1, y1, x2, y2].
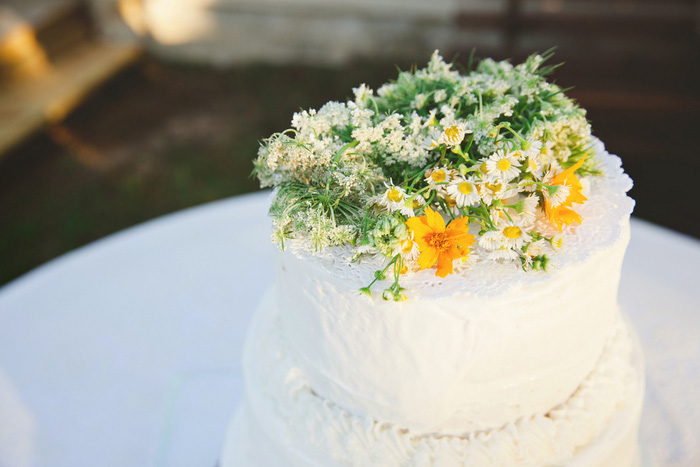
[222, 52, 643, 466]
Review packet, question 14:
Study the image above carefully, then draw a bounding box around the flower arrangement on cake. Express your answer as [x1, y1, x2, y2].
[253, 50, 601, 300]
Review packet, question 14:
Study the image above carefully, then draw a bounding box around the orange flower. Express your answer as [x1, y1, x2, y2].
[406, 207, 475, 278]
[544, 156, 588, 231]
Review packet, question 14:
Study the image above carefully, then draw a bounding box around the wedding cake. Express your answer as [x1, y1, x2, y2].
[221, 52, 643, 466]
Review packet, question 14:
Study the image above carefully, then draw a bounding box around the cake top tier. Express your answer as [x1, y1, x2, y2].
[253, 51, 633, 299]
[283, 142, 632, 300]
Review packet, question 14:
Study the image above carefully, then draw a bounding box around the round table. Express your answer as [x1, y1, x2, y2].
[0, 191, 698, 467]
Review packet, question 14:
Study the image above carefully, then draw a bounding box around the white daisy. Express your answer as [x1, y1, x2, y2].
[524, 153, 546, 181]
[514, 194, 540, 228]
[435, 123, 470, 148]
[441, 192, 466, 217]
[499, 222, 532, 250]
[478, 230, 502, 250]
[524, 239, 547, 258]
[520, 139, 543, 159]
[476, 179, 519, 205]
[395, 196, 418, 217]
[446, 176, 481, 208]
[542, 180, 571, 208]
[490, 205, 509, 226]
[485, 149, 522, 183]
[539, 163, 574, 208]
[479, 218, 532, 251]
[550, 234, 564, 249]
[397, 236, 420, 263]
[425, 166, 451, 189]
[406, 193, 426, 211]
[538, 141, 556, 165]
[376, 183, 408, 213]
[509, 148, 526, 161]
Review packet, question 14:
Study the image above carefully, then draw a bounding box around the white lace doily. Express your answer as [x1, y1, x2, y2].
[283, 139, 635, 299]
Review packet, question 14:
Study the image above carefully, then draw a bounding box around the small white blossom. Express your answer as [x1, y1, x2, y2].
[395, 193, 425, 217]
[436, 123, 470, 148]
[524, 239, 548, 258]
[518, 194, 540, 227]
[353, 83, 374, 104]
[520, 139, 543, 159]
[446, 176, 481, 208]
[376, 183, 410, 215]
[541, 168, 571, 207]
[490, 218, 532, 250]
[551, 234, 564, 249]
[433, 89, 447, 103]
[524, 152, 546, 181]
[413, 93, 428, 109]
[485, 150, 522, 183]
[397, 235, 421, 263]
[425, 166, 451, 187]
[476, 179, 519, 205]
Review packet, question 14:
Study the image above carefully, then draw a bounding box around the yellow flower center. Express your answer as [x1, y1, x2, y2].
[485, 181, 502, 192]
[412, 198, 423, 209]
[445, 194, 457, 207]
[445, 126, 464, 144]
[528, 158, 537, 171]
[497, 159, 512, 172]
[445, 126, 461, 140]
[387, 187, 404, 203]
[431, 170, 446, 183]
[503, 226, 522, 239]
[458, 181, 473, 195]
[402, 238, 414, 253]
[427, 232, 450, 252]
[479, 162, 489, 174]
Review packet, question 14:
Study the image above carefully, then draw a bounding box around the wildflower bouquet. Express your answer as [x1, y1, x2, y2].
[254, 51, 600, 300]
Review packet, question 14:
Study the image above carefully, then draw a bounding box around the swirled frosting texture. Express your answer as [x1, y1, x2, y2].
[275, 143, 634, 435]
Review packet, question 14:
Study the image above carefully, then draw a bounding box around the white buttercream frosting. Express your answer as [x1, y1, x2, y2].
[220, 141, 643, 466]
[222, 291, 643, 466]
[274, 143, 634, 435]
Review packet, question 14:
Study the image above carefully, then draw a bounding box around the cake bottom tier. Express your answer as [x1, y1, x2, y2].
[221, 290, 645, 466]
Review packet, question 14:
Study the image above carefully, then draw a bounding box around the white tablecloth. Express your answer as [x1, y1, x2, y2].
[0, 191, 698, 467]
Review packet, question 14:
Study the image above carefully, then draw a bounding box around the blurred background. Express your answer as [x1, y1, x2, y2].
[1, 0, 699, 286]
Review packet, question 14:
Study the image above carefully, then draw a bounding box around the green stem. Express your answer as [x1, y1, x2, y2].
[477, 201, 496, 229]
[437, 197, 456, 221]
[333, 140, 359, 163]
[463, 134, 475, 157]
[500, 125, 527, 145]
[361, 254, 400, 294]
